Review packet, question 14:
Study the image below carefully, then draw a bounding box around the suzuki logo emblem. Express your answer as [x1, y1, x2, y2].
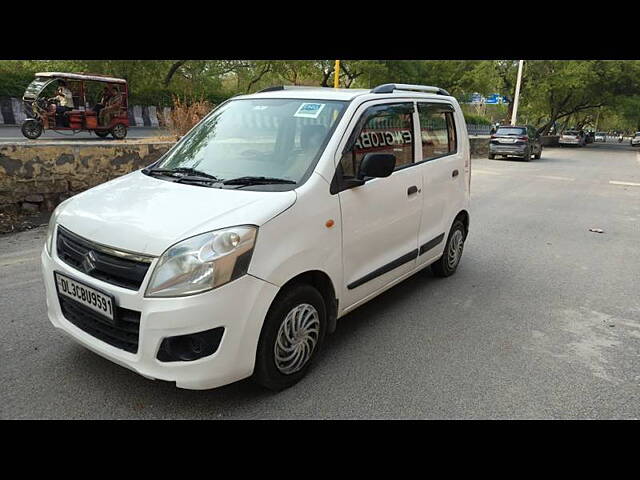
[81, 251, 97, 273]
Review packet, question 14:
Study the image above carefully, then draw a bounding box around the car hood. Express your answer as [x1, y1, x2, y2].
[57, 171, 296, 256]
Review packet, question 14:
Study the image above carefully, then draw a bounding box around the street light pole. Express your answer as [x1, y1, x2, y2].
[510, 60, 524, 126]
[333, 60, 341, 88]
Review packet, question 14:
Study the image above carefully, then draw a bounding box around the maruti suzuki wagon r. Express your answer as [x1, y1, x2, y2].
[41, 83, 471, 390]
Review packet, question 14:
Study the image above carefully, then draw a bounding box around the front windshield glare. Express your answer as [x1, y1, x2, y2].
[156, 98, 348, 183]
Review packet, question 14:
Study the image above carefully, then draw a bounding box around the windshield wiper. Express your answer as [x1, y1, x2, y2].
[222, 176, 296, 186]
[143, 167, 220, 181]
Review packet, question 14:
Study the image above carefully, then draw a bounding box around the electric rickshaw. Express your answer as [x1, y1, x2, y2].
[21, 72, 129, 140]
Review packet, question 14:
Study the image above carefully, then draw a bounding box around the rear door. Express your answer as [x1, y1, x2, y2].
[414, 102, 461, 265]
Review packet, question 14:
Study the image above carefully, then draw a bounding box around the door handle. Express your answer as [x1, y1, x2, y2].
[452, 169, 459, 178]
[407, 185, 418, 196]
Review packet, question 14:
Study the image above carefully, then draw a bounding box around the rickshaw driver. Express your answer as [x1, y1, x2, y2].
[49, 80, 75, 127]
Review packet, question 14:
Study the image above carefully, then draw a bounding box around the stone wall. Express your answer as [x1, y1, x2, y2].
[0, 140, 173, 216]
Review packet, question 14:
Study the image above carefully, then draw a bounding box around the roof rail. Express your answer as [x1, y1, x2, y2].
[257, 85, 322, 93]
[371, 83, 450, 96]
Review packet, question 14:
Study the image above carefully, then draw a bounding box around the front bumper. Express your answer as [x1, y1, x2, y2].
[42, 246, 279, 390]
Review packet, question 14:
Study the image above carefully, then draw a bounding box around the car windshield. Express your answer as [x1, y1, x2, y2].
[495, 127, 526, 135]
[155, 98, 348, 184]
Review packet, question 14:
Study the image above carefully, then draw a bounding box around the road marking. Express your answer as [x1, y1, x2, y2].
[609, 181, 640, 187]
[472, 169, 504, 175]
[535, 175, 575, 182]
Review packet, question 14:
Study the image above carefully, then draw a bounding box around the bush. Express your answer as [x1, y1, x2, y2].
[463, 113, 492, 125]
[0, 71, 37, 97]
[168, 96, 214, 137]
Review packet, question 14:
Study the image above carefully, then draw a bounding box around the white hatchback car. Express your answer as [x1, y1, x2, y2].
[631, 132, 640, 147]
[42, 83, 471, 390]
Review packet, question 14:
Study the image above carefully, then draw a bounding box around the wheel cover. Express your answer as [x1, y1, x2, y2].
[447, 229, 464, 270]
[274, 303, 320, 375]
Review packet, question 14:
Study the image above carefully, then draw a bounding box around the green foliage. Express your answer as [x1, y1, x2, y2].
[463, 113, 491, 125]
[0, 60, 638, 133]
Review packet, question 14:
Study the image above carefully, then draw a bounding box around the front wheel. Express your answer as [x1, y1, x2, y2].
[253, 284, 327, 391]
[488, 153, 495, 159]
[431, 219, 466, 278]
[21, 119, 43, 139]
[111, 123, 127, 139]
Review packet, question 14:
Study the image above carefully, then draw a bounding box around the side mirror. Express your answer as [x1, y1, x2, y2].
[357, 153, 396, 180]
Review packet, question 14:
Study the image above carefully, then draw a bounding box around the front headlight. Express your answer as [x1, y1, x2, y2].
[145, 226, 258, 298]
[45, 207, 61, 256]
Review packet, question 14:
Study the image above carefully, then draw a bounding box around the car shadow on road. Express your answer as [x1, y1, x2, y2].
[63, 266, 443, 417]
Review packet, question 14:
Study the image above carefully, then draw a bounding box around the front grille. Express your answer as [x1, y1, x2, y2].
[58, 295, 141, 353]
[56, 226, 152, 291]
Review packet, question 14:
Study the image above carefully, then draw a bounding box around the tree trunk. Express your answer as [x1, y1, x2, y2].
[245, 63, 272, 93]
[164, 61, 187, 87]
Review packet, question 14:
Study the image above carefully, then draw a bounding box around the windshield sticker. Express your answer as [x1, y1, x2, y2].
[294, 103, 326, 119]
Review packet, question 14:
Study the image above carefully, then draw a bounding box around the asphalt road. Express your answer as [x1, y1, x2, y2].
[1, 142, 639, 419]
[0, 125, 165, 142]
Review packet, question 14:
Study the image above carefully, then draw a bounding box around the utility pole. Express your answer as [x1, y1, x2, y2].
[333, 60, 341, 88]
[510, 60, 524, 126]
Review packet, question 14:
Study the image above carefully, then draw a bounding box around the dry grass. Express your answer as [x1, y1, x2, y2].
[166, 96, 213, 138]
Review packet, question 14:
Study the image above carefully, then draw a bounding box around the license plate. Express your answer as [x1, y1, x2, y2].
[499, 138, 516, 143]
[55, 272, 115, 322]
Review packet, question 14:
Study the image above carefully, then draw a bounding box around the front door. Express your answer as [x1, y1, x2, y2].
[336, 102, 423, 310]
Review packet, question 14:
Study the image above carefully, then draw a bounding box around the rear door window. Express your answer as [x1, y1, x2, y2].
[417, 103, 457, 161]
[496, 127, 526, 136]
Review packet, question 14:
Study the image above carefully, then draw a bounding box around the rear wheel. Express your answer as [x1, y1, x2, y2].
[21, 119, 43, 139]
[431, 219, 466, 278]
[522, 147, 531, 161]
[94, 130, 110, 138]
[534, 148, 542, 159]
[111, 124, 127, 139]
[253, 284, 327, 391]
